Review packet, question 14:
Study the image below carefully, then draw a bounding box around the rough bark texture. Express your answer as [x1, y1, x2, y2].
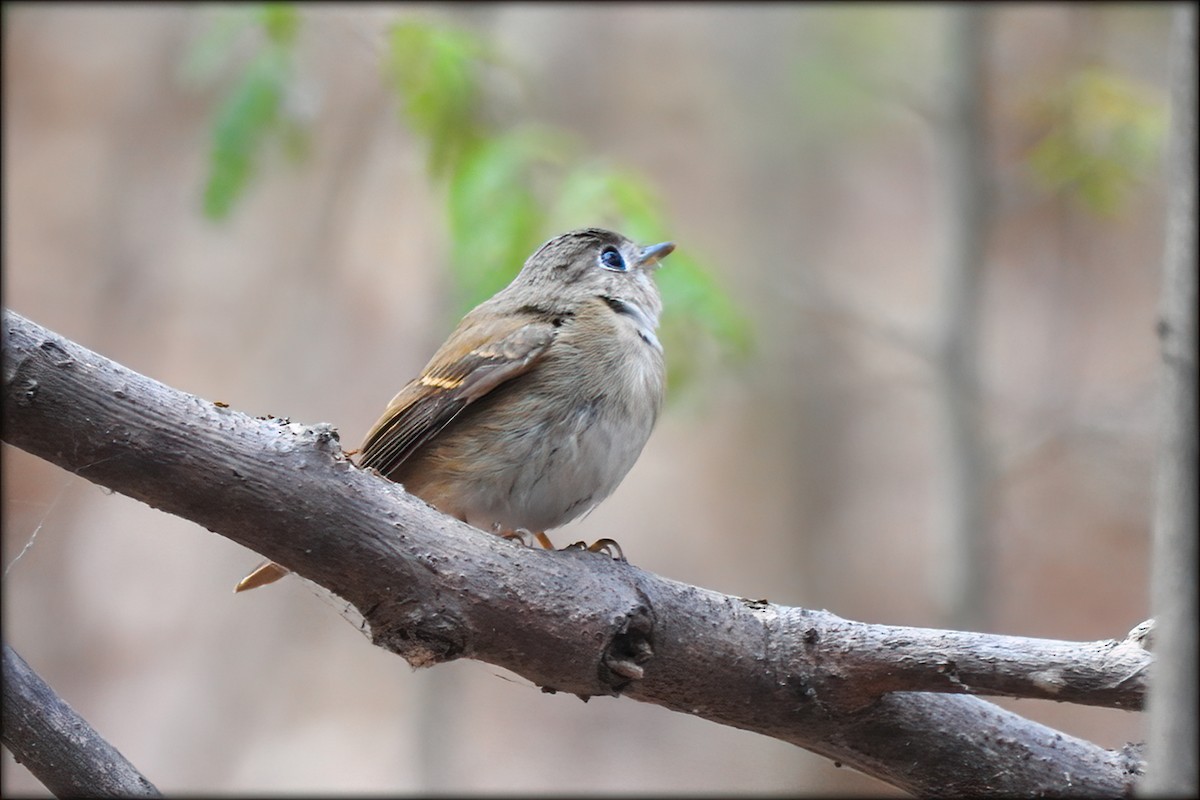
[3, 308, 1148, 796]
[3, 644, 162, 798]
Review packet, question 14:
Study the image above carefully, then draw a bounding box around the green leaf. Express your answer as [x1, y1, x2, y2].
[385, 20, 489, 178]
[549, 164, 755, 392]
[259, 3, 300, 46]
[551, 165, 668, 239]
[1027, 66, 1167, 215]
[203, 48, 290, 219]
[193, 4, 305, 220]
[446, 129, 570, 308]
[655, 249, 755, 392]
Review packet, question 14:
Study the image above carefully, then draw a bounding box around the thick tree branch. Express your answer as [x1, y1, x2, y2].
[3, 308, 1147, 796]
[3, 644, 161, 798]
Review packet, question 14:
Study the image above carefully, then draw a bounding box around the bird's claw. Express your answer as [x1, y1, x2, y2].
[564, 538, 626, 561]
[501, 529, 557, 550]
[504, 530, 624, 560]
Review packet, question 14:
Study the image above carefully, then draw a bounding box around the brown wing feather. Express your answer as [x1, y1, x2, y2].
[358, 315, 556, 477]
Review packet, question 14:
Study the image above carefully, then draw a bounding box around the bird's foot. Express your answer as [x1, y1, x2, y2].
[563, 537, 626, 562]
[500, 528, 557, 550]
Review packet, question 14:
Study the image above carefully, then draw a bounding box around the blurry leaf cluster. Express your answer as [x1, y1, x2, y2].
[384, 18, 744, 391]
[1027, 65, 1167, 215]
[385, 21, 491, 181]
[186, 4, 309, 220]
[189, 6, 751, 393]
[382, 18, 751, 391]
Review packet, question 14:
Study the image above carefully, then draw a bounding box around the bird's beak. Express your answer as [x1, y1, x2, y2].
[638, 241, 675, 271]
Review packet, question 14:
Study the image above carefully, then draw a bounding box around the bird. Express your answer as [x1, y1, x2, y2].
[235, 227, 673, 592]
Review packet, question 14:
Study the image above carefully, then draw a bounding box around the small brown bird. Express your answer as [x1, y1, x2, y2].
[236, 228, 673, 591]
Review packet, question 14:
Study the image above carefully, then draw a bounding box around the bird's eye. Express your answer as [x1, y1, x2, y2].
[598, 246, 628, 272]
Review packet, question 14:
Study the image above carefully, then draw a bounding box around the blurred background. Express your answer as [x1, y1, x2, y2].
[3, 4, 1173, 795]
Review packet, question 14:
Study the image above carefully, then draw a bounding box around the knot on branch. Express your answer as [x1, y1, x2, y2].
[3, 333, 72, 397]
[598, 603, 655, 695]
[271, 420, 342, 451]
[307, 422, 343, 453]
[256, 420, 350, 474]
[1118, 742, 1146, 779]
[370, 608, 468, 668]
[1124, 618, 1155, 651]
[10, 377, 39, 406]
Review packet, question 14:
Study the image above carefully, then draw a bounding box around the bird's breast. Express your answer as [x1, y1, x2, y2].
[398, 303, 664, 533]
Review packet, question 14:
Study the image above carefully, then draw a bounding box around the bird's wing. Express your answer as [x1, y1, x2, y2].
[357, 315, 557, 476]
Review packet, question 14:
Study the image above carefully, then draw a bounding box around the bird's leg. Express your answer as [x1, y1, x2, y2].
[499, 528, 557, 550]
[499, 528, 620, 559]
[500, 528, 532, 546]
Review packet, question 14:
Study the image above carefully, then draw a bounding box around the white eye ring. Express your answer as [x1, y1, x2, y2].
[598, 246, 628, 272]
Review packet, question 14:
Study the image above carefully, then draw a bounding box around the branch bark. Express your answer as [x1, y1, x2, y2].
[2, 308, 1148, 796]
[3, 644, 161, 798]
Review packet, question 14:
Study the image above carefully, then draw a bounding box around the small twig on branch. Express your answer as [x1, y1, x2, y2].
[796, 616, 1149, 712]
[2, 308, 1147, 796]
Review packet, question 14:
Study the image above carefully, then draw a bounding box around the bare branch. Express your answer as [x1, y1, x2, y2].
[796, 618, 1149, 712]
[3, 644, 161, 798]
[2, 308, 1146, 796]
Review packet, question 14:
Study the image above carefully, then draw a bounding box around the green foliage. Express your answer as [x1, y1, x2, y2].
[203, 49, 288, 219]
[1027, 66, 1167, 215]
[385, 20, 490, 179]
[547, 166, 752, 389]
[190, 8, 751, 389]
[191, 5, 306, 220]
[446, 128, 571, 306]
[380, 16, 751, 390]
[260, 3, 299, 45]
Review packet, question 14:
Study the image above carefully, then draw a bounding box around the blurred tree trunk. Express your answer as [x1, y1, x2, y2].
[932, 5, 991, 630]
[1141, 4, 1198, 795]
